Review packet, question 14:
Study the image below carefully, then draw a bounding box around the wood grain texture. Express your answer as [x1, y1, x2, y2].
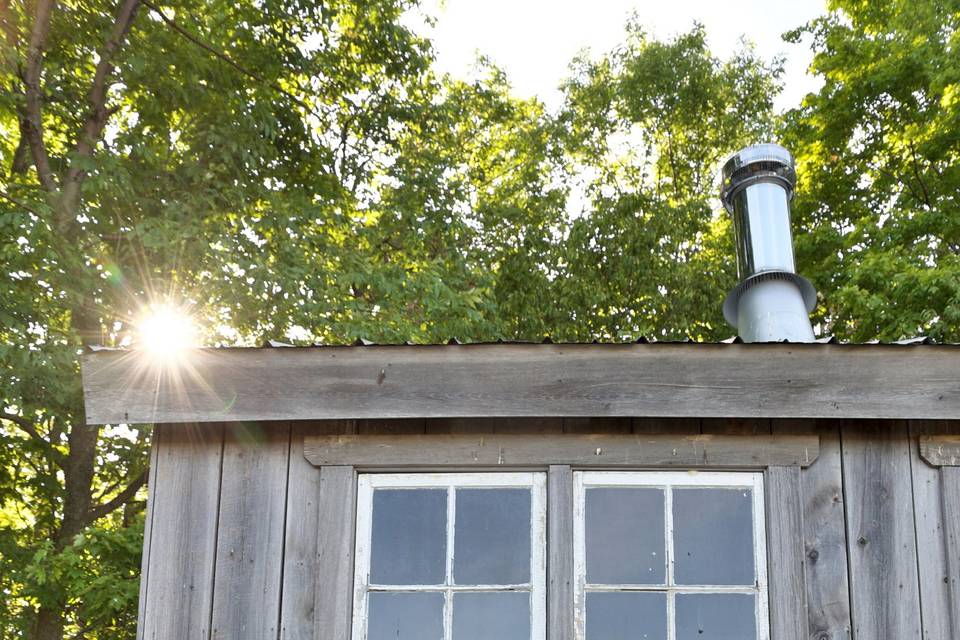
[564, 417, 632, 434]
[842, 421, 922, 640]
[942, 466, 960, 639]
[702, 417, 772, 435]
[313, 466, 357, 640]
[919, 435, 960, 466]
[548, 465, 574, 640]
[909, 421, 954, 640]
[140, 424, 224, 640]
[631, 417, 700, 434]
[210, 423, 291, 639]
[789, 421, 852, 640]
[765, 466, 809, 640]
[135, 426, 161, 640]
[280, 424, 350, 640]
[81, 343, 960, 424]
[303, 433, 819, 468]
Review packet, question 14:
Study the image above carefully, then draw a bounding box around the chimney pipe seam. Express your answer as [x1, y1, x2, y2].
[720, 173, 794, 213]
[722, 270, 817, 328]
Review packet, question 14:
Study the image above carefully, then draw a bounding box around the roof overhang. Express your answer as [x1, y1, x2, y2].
[80, 343, 960, 425]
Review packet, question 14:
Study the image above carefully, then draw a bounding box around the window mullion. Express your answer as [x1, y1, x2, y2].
[666, 485, 676, 640]
[444, 485, 456, 640]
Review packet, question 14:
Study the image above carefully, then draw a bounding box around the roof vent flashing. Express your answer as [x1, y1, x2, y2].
[720, 144, 817, 343]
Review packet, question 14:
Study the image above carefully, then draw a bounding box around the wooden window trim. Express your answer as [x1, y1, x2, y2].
[919, 435, 960, 467]
[310, 437, 812, 639]
[350, 472, 548, 640]
[303, 433, 820, 469]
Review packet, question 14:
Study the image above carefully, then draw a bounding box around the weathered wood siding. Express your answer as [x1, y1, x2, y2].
[139, 418, 960, 639]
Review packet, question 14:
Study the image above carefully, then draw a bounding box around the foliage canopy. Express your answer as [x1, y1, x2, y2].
[1, 0, 957, 637]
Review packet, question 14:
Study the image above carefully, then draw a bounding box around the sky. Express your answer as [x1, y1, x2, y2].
[406, 0, 828, 112]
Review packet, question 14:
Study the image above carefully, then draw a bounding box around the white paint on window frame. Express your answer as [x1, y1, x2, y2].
[352, 472, 547, 640]
[573, 471, 769, 640]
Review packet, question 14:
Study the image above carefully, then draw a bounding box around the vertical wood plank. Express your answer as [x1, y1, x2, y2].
[942, 466, 960, 639]
[908, 420, 954, 640]
[141, 423, 224, 640]
[842, 420, 922, 640]
[210, 422, 291, 639]
[548, 465, 574, 640]
[788, 421, 852, 640]
[356, 418, 424, 434]
[496, 417, 564, 434]
[280, 422, 351, 640]
[425, 417, 495, 434]
[136, 426, 161, 640]
[563, 417, 632, 434]
[765, 465, 809, 640]
[314, 465, 357, 640]
[631, 417, 700, 434]
[702, 417, 772, 435]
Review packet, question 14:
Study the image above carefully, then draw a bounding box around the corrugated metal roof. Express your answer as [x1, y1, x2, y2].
[87, 335, 958, 352]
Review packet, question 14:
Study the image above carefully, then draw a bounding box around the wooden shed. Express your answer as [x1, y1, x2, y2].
[80, 341, 960, 640]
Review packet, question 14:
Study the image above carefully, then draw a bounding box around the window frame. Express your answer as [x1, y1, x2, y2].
[351, 472, 548, 640]
[306, 431, 816, 640]
[573, 471, 769, 640]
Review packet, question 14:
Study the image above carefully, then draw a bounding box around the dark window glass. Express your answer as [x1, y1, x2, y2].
[586, 487, 666, 585]
[673, 488, 754, 585]
[370, 489, 447, 585]
[454, 488, 531, 585]
[585, 591, 668, 640]
[452, 592, 529, 640]
[675, 593, 756, 640]
[368, 592, 444, 640]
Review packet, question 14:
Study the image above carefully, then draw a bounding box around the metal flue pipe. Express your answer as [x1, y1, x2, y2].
[720, 143, 817, 342]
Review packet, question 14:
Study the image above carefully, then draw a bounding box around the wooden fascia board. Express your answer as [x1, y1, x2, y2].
[80, 343, 960, 425]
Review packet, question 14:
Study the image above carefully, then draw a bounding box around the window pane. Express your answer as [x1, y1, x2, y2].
[454, 488, 531, 585]
[452, 592, 529, 640]
[586, 488, 665, 584]
[368, 592, 444, 640]
[673, 488, 754, 585]
[585, 592, 667, 640]
[675, 593, 756, 640]
[370, 489, 447, 585]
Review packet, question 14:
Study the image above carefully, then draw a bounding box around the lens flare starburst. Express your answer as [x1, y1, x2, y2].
[136, 304, 197, 360]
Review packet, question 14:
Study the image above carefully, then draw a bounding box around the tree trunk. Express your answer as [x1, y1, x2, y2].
[31, 306, 103, 640]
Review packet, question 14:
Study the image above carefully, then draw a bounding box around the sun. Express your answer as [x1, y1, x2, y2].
[136, 304, 198, 359]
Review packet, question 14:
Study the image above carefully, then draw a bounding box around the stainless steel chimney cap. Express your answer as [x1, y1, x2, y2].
[720, 143, 797, 212]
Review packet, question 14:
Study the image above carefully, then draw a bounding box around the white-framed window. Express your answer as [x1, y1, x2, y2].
[574, 471, 769, 640]
[352, 472, 547, 640]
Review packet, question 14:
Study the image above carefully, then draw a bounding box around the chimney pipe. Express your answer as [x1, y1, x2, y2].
[720, 143, 817, 342]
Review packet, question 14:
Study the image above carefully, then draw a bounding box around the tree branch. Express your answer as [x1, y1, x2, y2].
[57, 0, 140, 230]
[10, 122, 32, 175]
[0, 0, 20, 53]
[19, 0, 58, 192]
[2, 410, 44, 439]
[0, 187, 45, 217]
[140, 0, 312, 109]
[86, 467, 147, 522]
[908, 140, 932, 208]
[1, 411, 65, 463]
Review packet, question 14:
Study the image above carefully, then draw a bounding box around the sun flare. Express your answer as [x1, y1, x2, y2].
[136, 305, 197, 359]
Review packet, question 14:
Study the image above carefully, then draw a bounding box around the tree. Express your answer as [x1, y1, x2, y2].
[0, 0, 453, 636]
[782, 0, 960, 341]
[7, 0, 955, 636]
[551, 22, 784, 341]
[1, 0, 585, 633]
